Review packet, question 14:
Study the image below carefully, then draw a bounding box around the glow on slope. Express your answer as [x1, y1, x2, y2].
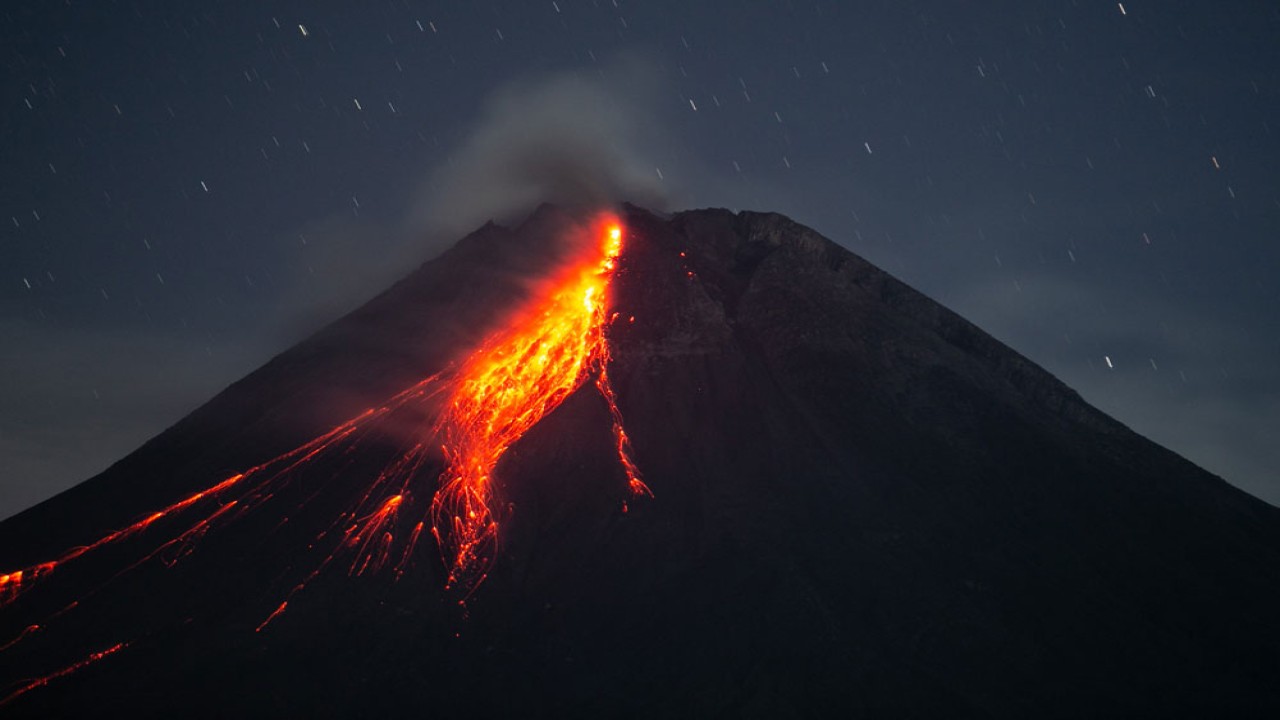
[0, 641, 128, 708]
[430, 219, 650, 593]
[0, 213, 649, 699]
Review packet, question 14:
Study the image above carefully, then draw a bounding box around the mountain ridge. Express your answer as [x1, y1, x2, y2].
[1, 203, 1276, 717]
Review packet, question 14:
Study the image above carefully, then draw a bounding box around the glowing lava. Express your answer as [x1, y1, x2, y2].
[0, 415, 371, 610]
[0, 641, 128, 708]
[0, 212, 648, 702]
[431, 219, 649, 592]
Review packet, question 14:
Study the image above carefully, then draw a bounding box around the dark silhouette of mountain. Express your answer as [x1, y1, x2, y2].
[1, 204, 1277, 717]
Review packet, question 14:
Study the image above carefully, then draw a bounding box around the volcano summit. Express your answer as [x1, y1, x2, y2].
[0, 205, 1277, 717]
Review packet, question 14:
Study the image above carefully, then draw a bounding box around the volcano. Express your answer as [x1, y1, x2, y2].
[1, 204, 1277, 717]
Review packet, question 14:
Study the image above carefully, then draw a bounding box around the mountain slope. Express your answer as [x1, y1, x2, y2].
[1, 204, 1277, 717]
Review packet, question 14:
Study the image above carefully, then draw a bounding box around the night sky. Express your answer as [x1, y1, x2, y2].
[3, 0, 1277, 519]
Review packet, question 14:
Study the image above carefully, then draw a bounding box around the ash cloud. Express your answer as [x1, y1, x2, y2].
[414, 60, 670, 239]
[272, 60, 672, 345]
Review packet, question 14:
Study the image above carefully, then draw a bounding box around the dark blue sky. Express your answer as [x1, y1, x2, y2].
[3, 0, 1277, 517]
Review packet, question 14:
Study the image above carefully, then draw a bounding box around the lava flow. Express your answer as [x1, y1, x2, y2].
[431, 219, 650, 592]
[0, 641, 128, 708]
[0, 213, 647, 704]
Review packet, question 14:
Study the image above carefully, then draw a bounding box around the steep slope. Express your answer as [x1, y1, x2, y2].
[0, 204, 1277, 717]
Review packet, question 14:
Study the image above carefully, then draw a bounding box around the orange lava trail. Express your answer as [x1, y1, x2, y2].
[255, 602, 288, 633]
[0, 370, 455, 614]
[347, 494, 404, 576]
[396, 521, 426, 580]
[430, 217, 650, 595]
[131, 500, 241, 571]
[597, 364, 651, 501]
[0, 413, 374, 609]
[1, 213, 649, 663]
[0, 625, 39, 654]
[0, 641, 128, 708]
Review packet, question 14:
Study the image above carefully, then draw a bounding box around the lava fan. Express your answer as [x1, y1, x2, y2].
[2, 204, 1279, 717]
[0, 209, 648, 709]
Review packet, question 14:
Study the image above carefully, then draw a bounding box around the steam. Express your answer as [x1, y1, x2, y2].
[416, 61, 669, 238]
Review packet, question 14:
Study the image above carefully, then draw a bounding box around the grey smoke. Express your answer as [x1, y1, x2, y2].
[1, 66, 674, 519]
[416, 62, 670, 239]
[272, 61, 672, 342]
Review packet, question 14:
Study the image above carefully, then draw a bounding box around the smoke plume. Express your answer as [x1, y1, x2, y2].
[416, 61, 669, 238]
[274, 61, 670, 344]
